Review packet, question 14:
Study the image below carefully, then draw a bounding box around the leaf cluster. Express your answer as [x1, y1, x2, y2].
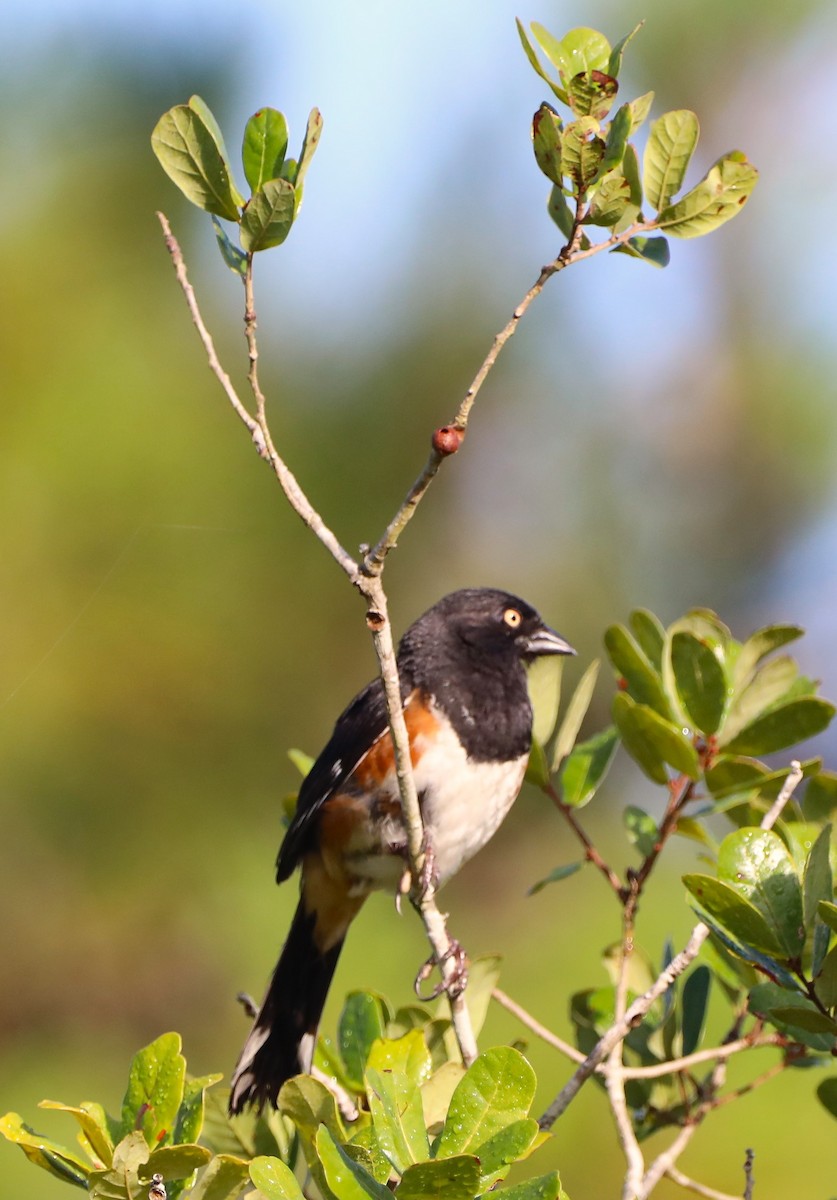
[151, 97, 322, 270]
[518, 22, 758, 266]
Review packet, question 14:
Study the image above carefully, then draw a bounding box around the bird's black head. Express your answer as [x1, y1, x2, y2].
[399, 588, 574, 679]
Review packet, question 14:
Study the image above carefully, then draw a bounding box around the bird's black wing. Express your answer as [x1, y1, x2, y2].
[276, 669, 413, 881]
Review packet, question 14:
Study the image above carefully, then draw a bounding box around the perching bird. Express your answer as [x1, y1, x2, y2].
[229, 587, 574, 1111]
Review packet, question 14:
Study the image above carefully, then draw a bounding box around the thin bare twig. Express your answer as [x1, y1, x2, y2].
[491, 987, 586, 1063]
[665, 1165, 741, 1200]
[743, 1149, 755, 1200]
[544, 780, 625, 900]
[621, 1033, 784, 1080]
[605, 914, 645, 1199]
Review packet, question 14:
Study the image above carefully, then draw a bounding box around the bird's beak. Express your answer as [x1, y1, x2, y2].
[523, 625, 576, 658]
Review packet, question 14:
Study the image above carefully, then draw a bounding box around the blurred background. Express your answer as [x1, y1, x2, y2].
[2, 0, 836, 1195]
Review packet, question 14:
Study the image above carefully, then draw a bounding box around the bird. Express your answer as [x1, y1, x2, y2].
[229, 587, 574, 1112]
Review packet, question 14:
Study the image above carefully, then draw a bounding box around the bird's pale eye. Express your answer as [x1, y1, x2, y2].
[503, 607, 522, 628]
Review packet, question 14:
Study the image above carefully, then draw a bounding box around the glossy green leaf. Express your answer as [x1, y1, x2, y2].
[721, 655, 800, 744]
[346, 1121, 392, 1185]
[607, 22, 643, 77]
[681, 966, 710, 1056]
[516, 20, 568, 104]
[0, 1111, 91, 1185]
[587, 170, 632, 227]
[816, 1077, 837, 1120]
[249, 1155, 306, 1200]
[240, 177, 297, 252]
[295, 108, 323, 198]
[88, 1131, 150, 1200]
[366, 1031, 432, 1088]
[566, 71, 618, 121]
[554, 27, 612, 75]
[704, 755, 767, 800]
[339, 992, 390, 1089]
[120, 1032, 185, 1146]
[493, 1171, 569, 1200]
[38, 1099, 113, 1167]
[188, 1153, 251, 1200]
[612, 235, 670, 267]
[531, 104, 564, 187]
[547, 186, 574, 238]
[613, 692, 699, 780]
[366, 1068, 428, 1174]
[419, 1062, 465, 1130]
[552, 658, 601, 769]
[696, 909, 799, 989]
[316, 1126, 392, 1200]
[812, 944, 837, 1010]
[670, 630, 727, 733]
[805, 771, 837, 821]
[718, 829, 805, 957]
[278, 1075, 344, 1143]
[627, 91, 654, 133]
[817, 901, 837, 934]
[599, 103, 632, 174]
[242, 108, 289, 193]
[437, 1048, 535, 1160]
[722, 697, 835, 756]
[655, 151, 758, 238]
[803, 825, 833, 929]
[527, 654, 564, 745]
[151, 106, 242, 221]
[469, 1117, 540, 1190]
[613, 143, 642, 232]
[769, 1006, 836, 1034]
[561, 117, 605, 193]
[396, 1156, 482, 1200]
[560, 726, 619, 807]
[683, 875, 786, 957]
[624, 806, 657, 858]
[732, 624, 804, 691]
[749, 983, 836, 1051]
[604, 624, 670, 717]
[142, 1143, 212, 1180]
[525, 738, 550, 789]
[209, 215, 247, 277]
[528, 861, 583, 894]
[643, 110, 699, 211]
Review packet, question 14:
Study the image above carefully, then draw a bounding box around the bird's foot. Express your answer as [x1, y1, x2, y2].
[414, 937, 469, 1001]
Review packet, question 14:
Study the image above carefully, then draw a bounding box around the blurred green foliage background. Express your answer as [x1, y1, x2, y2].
[2, 1, 836, 1196]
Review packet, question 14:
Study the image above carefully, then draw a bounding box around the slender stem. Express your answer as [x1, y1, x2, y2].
[544, 780, 625, 900]
[491, 988, 586, 1063]
[621, 1033, 784, 1080]
[665, 1166, 741, 1200]
[605, 913, 645, 1199]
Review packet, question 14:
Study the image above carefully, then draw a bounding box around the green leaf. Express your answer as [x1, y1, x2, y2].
[607, 23, 643, 77]
[704, 755, 768, 800]
[515, 20, 568, 104]
[552, 658, 601, 769]
[805, 772, 837, 821]
[613, 692, 699, 780]
[587, 170, 632, 227]
[295, 107, 324, 199]
[643, 110, 699, 211]
[242, 108, 289, 194]
[749, 983, 836, 1051]
[561, 117, 605, 193]
[396, 1156, 482, 1200]
[366, 1068, 428, 1174]
[240, 177, 297, 253]
[316, 1126, 392, 1200]
[718, 829, 805, 958]
[527, 654, 564, 745]
[143, 1143, 212, 1180]
[346, 1121, 393, 1185]
[120, 1032, 185, 1146]
[436, 1047, 535, 1159]
[817, 901, 837, 934]
[528, 862, 583, 895]
[732, 624, 804, 691]
[768, 1006, 836, 1034]
[627, 91, 654, 132]
[174, 1073, 222, 1148]
[553, 27, 612, 75]
[628, 610, 664, 669]
[722, 697, 835, 756]
[655, 151, 758, 238]
[366, 1031, 432, 1088]
[600, 103, 632, 174]
[696, 909, 799, 990]
[339, 992, 390, 1089]
[559, 726, 619, 808]
[816, 1078, 837, 1121]
[681, 966, 710, 1055]
[187, 97, 242, 197]
[566, 71, 618, 121]
[804, 825, 833, 929]
[419, 1062, 466, 1130]
[89, 1131, 150, 1200]
[624, 806, 657, 858]
[683, 874, 786, 958]
[249, 1155, 306, 1200]
[612, 235, 670, 267]
[604, 624, 670, 717]
[721, 655, 800, 744]
[525, 738, 550, 789]
[278, 1075, 344, 1143]
[210, 216, 248, 277]
[531, 105, 564, 187]
[38, 1099, 113, 1166]
[547, 186, 574, 238]
[0, 1111, 91, 1186]
[188, 1154, 251, 1200]
[613, 143, 642, 232]
[816, 944, 837, 1011]
[492, 1171, 569, 1200]
[468, 1118, 539, 1190]
[151, 105, 242, 221]
[669, 631, 727, 734]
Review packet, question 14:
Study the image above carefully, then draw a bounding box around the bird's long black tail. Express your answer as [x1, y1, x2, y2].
[229, 898, 345, 1113]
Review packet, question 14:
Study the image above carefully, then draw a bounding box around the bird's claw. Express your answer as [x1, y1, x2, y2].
[414, 938, 469, 1002]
